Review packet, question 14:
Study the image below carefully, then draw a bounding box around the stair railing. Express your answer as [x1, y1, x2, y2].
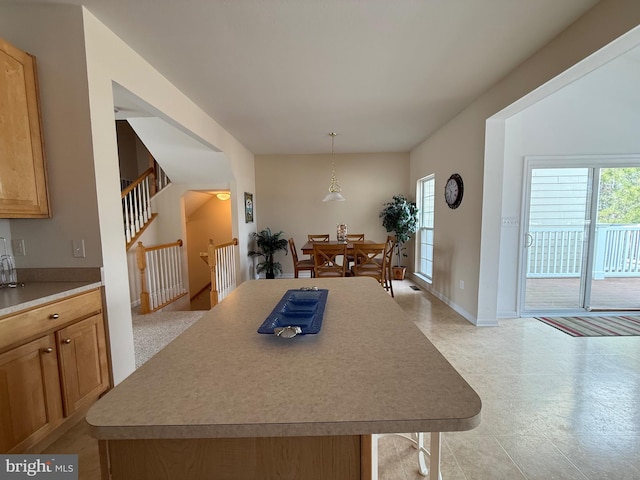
[136, 239, 187, 314]
[122, 168, 154, 245]
[205, 238, 239, 307]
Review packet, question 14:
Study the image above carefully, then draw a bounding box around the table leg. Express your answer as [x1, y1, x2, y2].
[429, 432, 442, 480]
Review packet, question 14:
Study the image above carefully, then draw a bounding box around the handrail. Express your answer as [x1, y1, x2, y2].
[206, 238, 239, 307]
[136, 239, 187, 314]
[121, 167, 154, 198]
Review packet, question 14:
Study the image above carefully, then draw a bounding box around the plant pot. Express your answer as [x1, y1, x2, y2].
[392, 266, 406, 281]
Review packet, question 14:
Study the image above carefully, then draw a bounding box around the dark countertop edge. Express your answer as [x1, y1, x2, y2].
[86, 412, 482, 440]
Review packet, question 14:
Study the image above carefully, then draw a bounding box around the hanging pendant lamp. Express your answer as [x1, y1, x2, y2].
[322, 132, 346, 202]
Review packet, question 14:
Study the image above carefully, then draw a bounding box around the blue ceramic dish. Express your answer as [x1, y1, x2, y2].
[257, 288, 329, 335]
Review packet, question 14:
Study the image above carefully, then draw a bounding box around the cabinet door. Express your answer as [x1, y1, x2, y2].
[0, 37, 50, 218]
[0, 335, 63, 453]
[57, 314, 109, 416]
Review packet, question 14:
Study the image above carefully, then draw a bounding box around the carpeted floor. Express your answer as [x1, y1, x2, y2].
[536, 314, 640, 337]
[132, 309, 207, 367]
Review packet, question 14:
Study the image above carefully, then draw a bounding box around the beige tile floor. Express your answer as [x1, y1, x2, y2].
[46, 279, 640, 479]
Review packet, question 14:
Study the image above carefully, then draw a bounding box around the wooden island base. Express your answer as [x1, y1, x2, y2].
[100, 435, 373, 480]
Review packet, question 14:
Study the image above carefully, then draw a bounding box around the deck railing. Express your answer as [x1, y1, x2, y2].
[527, 224, 640, 278]
[204, 238, 239, 307]
[137, 239, 187, 314]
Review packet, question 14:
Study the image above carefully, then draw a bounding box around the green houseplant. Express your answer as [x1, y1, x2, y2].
[380, 195, 419, 280]
[248, 228, 289, 279]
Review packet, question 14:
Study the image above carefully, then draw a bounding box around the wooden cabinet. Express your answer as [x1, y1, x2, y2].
[0, 288, 110, 453]
[57, 314, 109, 416]
[0, 37, 50, 218]
[0, 335, 63, 453]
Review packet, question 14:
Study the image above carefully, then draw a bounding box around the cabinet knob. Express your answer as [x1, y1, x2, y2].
[43, 347, 53, 353]
[63, 338, 72, 344]
[50, 313, 60, 319]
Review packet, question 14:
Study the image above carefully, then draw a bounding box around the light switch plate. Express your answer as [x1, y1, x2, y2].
[12, 239, 26, 256]
[72, 239, 86, 258]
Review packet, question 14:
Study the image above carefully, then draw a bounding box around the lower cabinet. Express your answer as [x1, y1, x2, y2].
[0, 335, 63, 453]
[57, 314, 109, 416]
[0, 288, 110, 453]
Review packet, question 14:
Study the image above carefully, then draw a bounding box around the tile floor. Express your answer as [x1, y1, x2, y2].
[45, 279, 640, 479]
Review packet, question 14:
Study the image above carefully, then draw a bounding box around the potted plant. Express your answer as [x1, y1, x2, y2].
[379, 195, 419, 280]
[248, 228, 289, 279]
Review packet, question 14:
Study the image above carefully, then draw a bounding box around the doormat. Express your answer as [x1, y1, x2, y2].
[535, 315, 640, 337]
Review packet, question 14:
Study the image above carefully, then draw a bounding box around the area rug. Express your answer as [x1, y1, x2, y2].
[535, 315, 640, 337]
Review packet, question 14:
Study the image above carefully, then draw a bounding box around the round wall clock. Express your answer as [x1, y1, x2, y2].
[444, 173, 464, 209]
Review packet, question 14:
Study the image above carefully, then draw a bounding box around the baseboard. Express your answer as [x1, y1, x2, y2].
[407, 273, 497, 326]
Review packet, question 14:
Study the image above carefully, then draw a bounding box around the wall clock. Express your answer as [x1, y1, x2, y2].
[444, 173, 464, 209]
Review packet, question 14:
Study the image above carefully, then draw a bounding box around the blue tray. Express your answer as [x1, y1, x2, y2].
[257, 288, 329, 335]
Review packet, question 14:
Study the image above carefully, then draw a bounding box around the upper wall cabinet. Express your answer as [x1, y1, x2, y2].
[0, 37, 50, 218]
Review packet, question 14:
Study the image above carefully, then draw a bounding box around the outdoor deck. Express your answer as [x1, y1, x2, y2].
[526, 276, 640, 310]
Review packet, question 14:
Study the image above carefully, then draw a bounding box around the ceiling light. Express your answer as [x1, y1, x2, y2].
[216, 193, 230, 201]
[322, 132, 346, 202]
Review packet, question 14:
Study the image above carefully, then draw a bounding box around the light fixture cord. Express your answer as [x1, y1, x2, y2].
[328, 132, 341, 193]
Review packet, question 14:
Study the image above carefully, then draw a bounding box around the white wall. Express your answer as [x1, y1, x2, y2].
[410, 0, 640, 325]
[494, 40, 640, 317]
[0, 5, 256, 384]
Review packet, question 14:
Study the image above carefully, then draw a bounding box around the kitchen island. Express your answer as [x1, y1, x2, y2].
[87, 277, 481, 479]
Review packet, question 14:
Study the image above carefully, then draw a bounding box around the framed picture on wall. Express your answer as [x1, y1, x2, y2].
[244, 192, 254, 223]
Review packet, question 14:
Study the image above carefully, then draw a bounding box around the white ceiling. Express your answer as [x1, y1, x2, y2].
[23, 0, 601, 154]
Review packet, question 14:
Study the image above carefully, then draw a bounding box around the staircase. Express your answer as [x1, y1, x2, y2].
[121, 161, 170, 250]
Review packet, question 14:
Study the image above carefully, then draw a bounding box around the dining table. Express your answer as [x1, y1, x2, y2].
[87, 277, 481, 479]
[300, 239, 376, 256]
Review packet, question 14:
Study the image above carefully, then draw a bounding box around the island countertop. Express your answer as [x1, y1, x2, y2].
[87, 277, 481, 440]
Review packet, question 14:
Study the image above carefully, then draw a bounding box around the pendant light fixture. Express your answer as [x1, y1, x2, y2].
[322, 132, 346, 202]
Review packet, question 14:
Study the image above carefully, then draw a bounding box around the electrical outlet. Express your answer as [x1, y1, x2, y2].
[459, 280, 464, 290]
[12, 239, 26, 256]
[72, 239, 86, 258]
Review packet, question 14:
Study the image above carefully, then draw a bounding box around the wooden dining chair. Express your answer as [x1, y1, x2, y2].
[345, 233, 365, 267]
[289, 238, 315, 278]
[381, 236, 395, 297]
[345, 233, 365, 242]
[313, 243, 347, 277]
[349, 243, 386, 287]
[307, 234, 330, 242]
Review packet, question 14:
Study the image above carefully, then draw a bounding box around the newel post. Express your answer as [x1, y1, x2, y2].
[136, 241, 150, 314]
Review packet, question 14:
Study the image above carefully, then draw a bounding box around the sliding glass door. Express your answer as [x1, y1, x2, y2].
[522, 162, 640, 314]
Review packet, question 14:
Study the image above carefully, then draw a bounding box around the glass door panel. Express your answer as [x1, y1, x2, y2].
[589, 167, 640, 310]
[523, 168, 592, 311]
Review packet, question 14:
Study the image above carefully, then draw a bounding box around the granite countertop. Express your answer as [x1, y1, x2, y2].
[0, 281, 103, 317]
[87, 277, 481, 440]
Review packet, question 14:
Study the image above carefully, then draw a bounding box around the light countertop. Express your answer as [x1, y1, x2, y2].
[0, 281, 103, 317]
[87, 277, 481, 439]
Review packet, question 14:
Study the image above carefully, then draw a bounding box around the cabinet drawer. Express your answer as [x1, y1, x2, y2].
[0, 289, 102, 351]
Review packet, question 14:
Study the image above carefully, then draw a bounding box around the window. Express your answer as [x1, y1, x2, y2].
[417, 175, 435, 282]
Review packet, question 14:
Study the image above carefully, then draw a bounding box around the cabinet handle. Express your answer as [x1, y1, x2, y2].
[43, 347, 53, 353]
[63, 338, 72, 344]
[50, 313, 60, 319]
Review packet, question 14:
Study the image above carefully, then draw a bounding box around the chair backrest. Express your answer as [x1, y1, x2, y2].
[308, 234, 330, 242]
[288, 238, 299, 263]
[346, 233, 365, 242]
[351, 243, 386, 279]
[384, 236, 396, 269]
[313, 243, 347, 277]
